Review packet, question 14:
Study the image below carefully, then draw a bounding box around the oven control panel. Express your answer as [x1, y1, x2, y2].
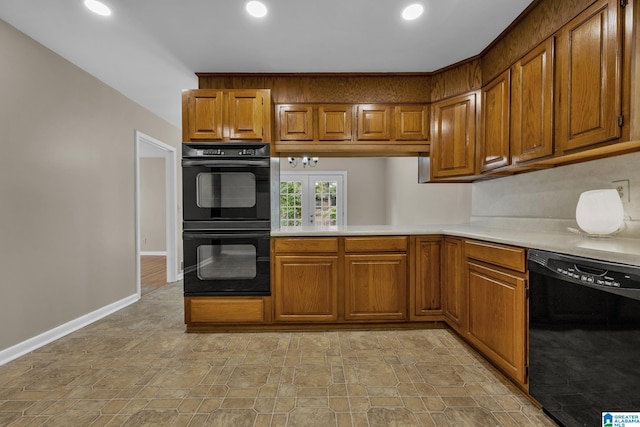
[183, 143, 269, 158]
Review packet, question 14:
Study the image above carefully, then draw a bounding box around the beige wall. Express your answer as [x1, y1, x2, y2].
[472, 152, 640, 233]
[0, 20, 181, 352]
[140, 158, 166, 252]
[385, 158, 472, 225]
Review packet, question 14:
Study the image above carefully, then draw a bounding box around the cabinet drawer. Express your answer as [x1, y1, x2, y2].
[274, 237, 338, 253]
[464, 240, 526, 272]
[186, 297, 266, 323]
[345, 236, 408, 253]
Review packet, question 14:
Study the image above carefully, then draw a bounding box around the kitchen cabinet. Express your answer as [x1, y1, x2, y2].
[273, 238, 339, 322]
[274, 103, 429, 156]
[555, 0, 621, 152]
[511, 38, 555, 164]
[356, 104, 392, 141]
[182, 89, 271, 142]
[395, 104, 429, 141]
[441, 237, 465, 333]
[410, 236, 442, 320]
[430, 92, 479, 179]
[318, 105, 353, 141]
[185, 297, 271, 326]
[464, 239, 527, 386]
[278, 104, 314, 141]
[344, 237, 407, 321]
[479, 70, 511, 173]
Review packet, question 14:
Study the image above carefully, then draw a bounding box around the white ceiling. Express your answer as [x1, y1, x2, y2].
[0, 0, 532, 128]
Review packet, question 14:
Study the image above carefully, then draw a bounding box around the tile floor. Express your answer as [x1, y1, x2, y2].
[0, 282, 558, 426]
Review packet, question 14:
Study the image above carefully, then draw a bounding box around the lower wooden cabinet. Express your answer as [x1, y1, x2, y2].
[411, 236, 442, 320]
[464, 239, 528, 387]
[442, 237, 465, 332]
[185, 297, 271, 325]
[273, 255, 339, 322]
[344, 253, 407, 321]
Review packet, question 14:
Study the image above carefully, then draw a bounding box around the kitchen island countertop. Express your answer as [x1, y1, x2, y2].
[272, 222, 640, 267]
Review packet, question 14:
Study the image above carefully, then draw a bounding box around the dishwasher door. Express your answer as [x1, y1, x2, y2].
[528, 249, 640, 427]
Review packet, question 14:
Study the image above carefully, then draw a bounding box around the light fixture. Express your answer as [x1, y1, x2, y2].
[402, 3, 424, 21]
[84, 0, 112, 16]
[287, 157, 319, 168]
[246, 1, 268, 18]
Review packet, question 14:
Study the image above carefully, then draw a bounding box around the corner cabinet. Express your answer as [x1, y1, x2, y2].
[464, 240, 528, 387]
[441, 237, 465, 333]
[182, 89, 271, 142]
[555, 0, 621, 153]
[430, 92, 479, 179]
[410, 236, 442, 320]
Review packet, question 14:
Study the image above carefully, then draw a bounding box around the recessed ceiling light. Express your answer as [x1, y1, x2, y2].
[246, 1, 268, 18]
[84, 0, 112, 17]
[402, 4, 424, 21]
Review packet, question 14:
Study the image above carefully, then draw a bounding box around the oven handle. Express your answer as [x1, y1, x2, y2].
[182, 159, 270, 168]
[183, 232, 269, 240]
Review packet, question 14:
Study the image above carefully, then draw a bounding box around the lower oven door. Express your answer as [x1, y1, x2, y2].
[183, 230, 270, 296]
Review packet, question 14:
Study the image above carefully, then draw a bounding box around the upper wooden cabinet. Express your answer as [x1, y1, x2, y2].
[555, 0, 621, 152]
[479, 69, 511, 173]
[182, 89, 271, 142]
[278, 104, 314, 141]
[430, 92, 478, 179]
[395, 104, 429, 141]
[318, 105, 353, 141]
[511, 38, 555, 164]
[275, 103, 429, 156]
[356, 104, 392, 141]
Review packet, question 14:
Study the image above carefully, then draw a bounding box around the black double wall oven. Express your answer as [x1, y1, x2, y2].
[182, 143, 272, 296]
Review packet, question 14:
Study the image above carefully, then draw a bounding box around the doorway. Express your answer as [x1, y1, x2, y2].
[135, 131, 178, 297]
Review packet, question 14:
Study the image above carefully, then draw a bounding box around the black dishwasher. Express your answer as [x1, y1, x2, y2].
[528, 249, 640, 427]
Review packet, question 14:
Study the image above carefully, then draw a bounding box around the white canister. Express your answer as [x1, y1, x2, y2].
[575, 189, 624, 236]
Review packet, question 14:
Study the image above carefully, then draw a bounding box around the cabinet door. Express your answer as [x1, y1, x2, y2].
[395, 105, 429, 141]
[511, 38, 555, 164]
[278, 105, 313, 141]
[480, 70, 511, 172]
[442, 237, 465, 333]
[356, 104, 392, 141]
[431, 92, 478, 179]
[182, 90, 224, 141]
[228, 90, 265, 140]
[466, 261, 527, 385]
[274, 255, 339, 322]
[412, 237, 442, 319]
[555, 0, 621, 152]
[318, 105, 352, 141]
[344, 254, 407, 321]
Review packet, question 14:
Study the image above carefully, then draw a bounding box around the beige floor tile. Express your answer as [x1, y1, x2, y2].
[0, 282, 557, 426]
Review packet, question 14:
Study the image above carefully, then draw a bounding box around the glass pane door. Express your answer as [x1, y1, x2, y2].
[280, 172, 345, 228]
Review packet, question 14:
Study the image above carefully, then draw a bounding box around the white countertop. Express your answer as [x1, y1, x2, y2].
[272, 223, 640, 267]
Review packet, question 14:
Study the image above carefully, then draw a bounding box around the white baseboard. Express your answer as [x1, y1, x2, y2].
[140, 251, 167, 256]
[0, 293, 139, 366]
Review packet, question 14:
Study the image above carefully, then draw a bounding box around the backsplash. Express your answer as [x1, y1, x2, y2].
[472, 151, 640, 236]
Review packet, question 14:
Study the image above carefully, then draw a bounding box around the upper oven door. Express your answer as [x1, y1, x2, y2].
[182, 157, 270, 222]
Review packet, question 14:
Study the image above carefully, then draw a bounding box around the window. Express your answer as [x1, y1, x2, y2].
[280, 172, 346, 228]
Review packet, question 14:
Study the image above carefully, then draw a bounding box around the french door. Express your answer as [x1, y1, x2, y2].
[280, 172, 346, 227]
